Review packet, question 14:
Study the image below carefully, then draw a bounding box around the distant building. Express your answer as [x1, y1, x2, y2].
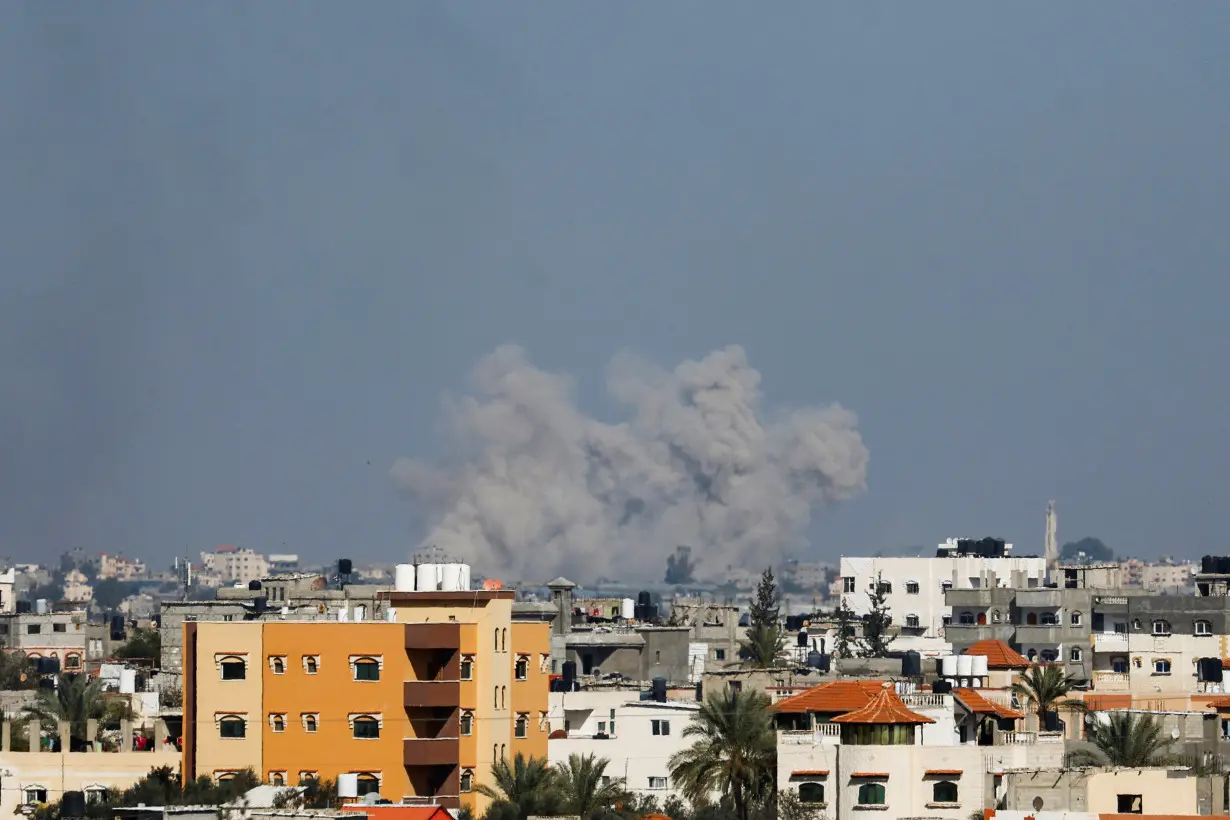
[0, 610, 89, 672]
[267, 553, 299, 574]
[98, 553, 147, 581]
[63, 569, 93, 603]
[0, 567, 15, 614]
[1140, 562, 1196, 594]
[200, 546, 269, 585]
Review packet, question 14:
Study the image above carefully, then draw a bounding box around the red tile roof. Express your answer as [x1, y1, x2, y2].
[773, 680, 889, 714]
[791, 770, 830, 776]
[850, 772, 890, 778]
[963, 639, 1031, 669]
[953, 688, 1024, 720]
[925, 770, 963, 776]
[831, 687, 935, 725]
[340, 808, 452, 820]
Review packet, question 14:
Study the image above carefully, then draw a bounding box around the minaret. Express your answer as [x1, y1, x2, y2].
[1044, 500, 1058, 580]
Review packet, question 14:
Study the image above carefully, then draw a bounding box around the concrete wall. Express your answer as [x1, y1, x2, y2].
[0, 748, 179, 816]
[188, 621, 264, 780]
[1004, 767, 1202, 816]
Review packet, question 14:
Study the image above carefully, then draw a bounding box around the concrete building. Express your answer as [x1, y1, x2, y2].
[183, 588, 550, 815]
[0, 738, 178, 816]
[0, 611, 89, 671]
[547, 688, 700, 801]
[63, 569, 93, 604]
[841, 539, 1047, 642]
[0, 568, 16, 614]
[267, 554, 300, 574]
[201, 546, 270, 585]
[1001, 766, 1210, 815]
[1141, 562, 1196, 594]
[98, 553, 147, 581]
[667, 599, 741, 673]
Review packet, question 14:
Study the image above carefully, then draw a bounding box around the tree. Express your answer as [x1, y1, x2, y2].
[668, 688, 776, 820]
[476, 754, 561, 820]
[832, 597, 857, 659]
[1059, 537, 1114, 564]
[24, 673, 129, 748]
[739, 569, 786, 668]
[554, 754, 632, 820]
[116, 627, 161, 665]
[92, 578, 135, 611]
[1010, 664, 1084, 731]
[1070, 711, 1170, 767]
[0, 650, 38, 690]
[30, 765, 260, 820]
[272, 777, 340, 810]
[776, 790, 821, 820]
[666, 546, 698, 585]
[858, 573, 895, 658]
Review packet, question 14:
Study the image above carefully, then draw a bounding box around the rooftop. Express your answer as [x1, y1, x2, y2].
[773, 680, 888, 715]
[953, 688, 1023, 720]
[830, 686, 935, 725]
[962, 639, 1031, 669]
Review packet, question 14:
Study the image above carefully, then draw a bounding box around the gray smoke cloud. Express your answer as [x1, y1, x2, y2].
[391, 345, 869, 582]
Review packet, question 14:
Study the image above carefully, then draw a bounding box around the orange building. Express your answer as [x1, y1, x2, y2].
[183, 590, 550, 813]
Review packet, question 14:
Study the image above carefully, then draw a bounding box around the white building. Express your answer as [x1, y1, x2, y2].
[547, 689, 700, 801]
[0, 568, 15, 614]
[200, 545, 269, 585]
[840, 540, 1047, 640]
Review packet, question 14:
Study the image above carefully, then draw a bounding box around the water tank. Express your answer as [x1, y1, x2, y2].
[1203, 555, 1216, 574]
[562, 660, 577, 688]
[637, 591, 651, 607]
[337, 774, 359, 799]
[971, 655, 989, 677]
[440, 564, 462, 592]
[15, 600, 30, 614]
[458, 564, 471, 590]
[620, 598, 635, 620]
[901, 651, 922, 677]
[386, 609, 397, 622]
[338, 558, 353, 576]
[806, 651, 823, 669]
[248, 580, 262, 591]
[35, 599, 48, 615]
[353, 605, 366, 622]
[956, 655, 974, 677]
[797, 631, 810, 648]
[61, 792, 86, 818]
[932, 679, 953, 694]
[416, 563, 440, 591]
[394, 564, 416, 592]
[940, 656, 958, 677]
[651, 677, 667, 702]
[120, 669, 137, 694]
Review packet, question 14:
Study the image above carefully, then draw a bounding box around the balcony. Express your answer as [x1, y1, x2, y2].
[1093, 671, 1130, 690]
[777, 724, 842, 746]
[1015, 589, 1065, 608]
[1014, 624, 1061, 644]
[403, 737, 460, 766]
[998, 731, 1064, 745]
[404, 623, 461, 649]
[401, 796, 460, 811]
[1093, 632, 1129, 651]
[404, 680, 461, 708]
[945, 590, 996, 607]
[944, 623, 1014, 645]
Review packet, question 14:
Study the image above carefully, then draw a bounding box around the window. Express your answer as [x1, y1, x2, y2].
[959, 612, 975, 625]
[1040, 612, 1058, 625]
[461, 656, 473, 680]
[85, 788, 109, 805]
[598, 721, 607, 733]
[905, 581, 920, 595]
[270, 772, 285, 787]
[648, 777, 668, 790]
[933, 781, 959, 803]
[494, 628, 500, 650]
[1154, 659, 1171, 675]
[876, 581, 892, 594]
[515, 656, 528, 680]
[501, 686, 506, 709]
[1133, 657, 1142, 669]
[219, 716, 246, 738]
[714, 648, 727, 661]
[515, 714, 528, 738]
[65, 654, 81, 670]
[843, 577, 856, 593]
[1112, 656, 1128, 674]
[857, 783, 886, 806]
[1070, 647, 1083, 663]
[299, 772, 318, 784]
[652, 719, 671, 736]
[1152, 620, 1171, 636]
[270, 714, 285, 733]
[270, 657, 285, 674]
[24, 788, 47, 805]
[221, 658, 246, 680]
[941, 581, 953, 592]
[27, 624, 40, 635]
[303, 714, 318, 733]
[1071, 611, 1083, 626]
[1196, 620, 1213, 636]
[798, 783, 824, 804]
[217, 772, 237, 783]
[905, 614, 920, 628]
[356, 774, 380, 797]
[53, 623, 67, 633]
[1040, 649, 1058, 663]
[353, 658, 380, 681]
[1117, 794, 1143, 814]
[460, 770, 473, 793]
[460, 711, 473, 736]
[502, 628, 507, 651]
[304, 656, 319, 674]
[494, 687, 500, 708]
[353, 716, 380, 739]
[992, 610, 1002, 623]
[500, 743, 506, 760]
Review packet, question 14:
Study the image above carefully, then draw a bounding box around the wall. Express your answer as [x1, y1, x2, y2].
[509, 622, 550, 766]
[187, 620, 264, 780]
[1004, 768, 1201, 816]
[0, 748, 179, 817]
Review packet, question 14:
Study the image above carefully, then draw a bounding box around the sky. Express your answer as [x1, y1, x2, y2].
[1, 4, 1228, 578]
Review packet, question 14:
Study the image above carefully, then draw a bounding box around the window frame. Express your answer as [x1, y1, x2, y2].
[219, 715, 247, 739]
[905, 581, 920, 595]
[515, 713, 528, 739]
[651, 719, 671, 736]
[352, 657, 381, 681]
[515, 655, 529, 681]
[857, 782, 886, 806]
[1195, 619, 1213, 636]
[220, 657, 247, 681]
[798, 783, 825, 805]
[460, 711, 473, 736]
[1152, 619, 1171, 636]
[352, 715, 382, 740]
[1153, 658, 1171, 675]
[932, 780, 959, 804]
[460, 656, 474, 680]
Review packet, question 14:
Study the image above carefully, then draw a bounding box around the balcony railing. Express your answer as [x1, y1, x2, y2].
[403, 737, 460, 766]
[999, 731, 1064, 745]
[401, 795, 460, 810]
[1093, 671, 1130, 686]
[778, 725, 841, 745]
[901, 693, 949, 708]
[404, 680, 461, 708]
[1093, 632, 1128, 650]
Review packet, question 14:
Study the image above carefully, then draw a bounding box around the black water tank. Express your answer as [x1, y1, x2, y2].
[110, 614, 125, 640]
[695, 682, 703, 701]
[248, 580, 262, 591]
[637, 590, 651, 607]
[15, 600, 30, 614]
[901, 651, 922, 678]
[1199, 658, 1224, 683]
[1220, 557, 1230, 575]
[651, 677, 667, 702]
[61, 792, 86, 818]
[933, 679, 953, 694]
[816, 653, 831, 673]
[562, 660, 577, 688]
[338, 558, 353, 576]
[1202, 555, 1216, 574]
[797, 631, 810, 648]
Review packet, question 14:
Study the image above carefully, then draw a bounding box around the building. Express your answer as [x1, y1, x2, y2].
[267, 554, 300, 574]
[1000, 766, 1209, 815]
[0, 568, 15, 614]
[201, 546, 270, 586]
[0, 611, 89, 671]
[665, 599, 741, 674]
[547, 687, 700, 801]
[64, 569, 93, 603]
[1140, 562, 1196, 594]
[98, 553, 147, 581]
[841, 539, 1048, 641]
[182, 587, 550, 814]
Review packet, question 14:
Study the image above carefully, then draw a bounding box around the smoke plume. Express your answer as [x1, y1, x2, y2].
[391, 345, 869, 582]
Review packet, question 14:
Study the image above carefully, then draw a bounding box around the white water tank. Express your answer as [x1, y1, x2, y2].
[620, 598, 635, 620]
[956, 655, 974, 677]
[337, 774, 359, 799]
[119, 669, 137, 694]
[35, 599, 47, 615]
[338, 606, 349, 622]
[353, 605, 367, 622]
[440, 564, 462, 592]
[416, 563, 440, 591]
[971, 655, 989, 677]
[941, 656, 958, 677]
[458, 563, 471, 590]
[394, 564, 416, 592]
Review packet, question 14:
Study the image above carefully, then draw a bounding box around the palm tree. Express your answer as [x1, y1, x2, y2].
[24, 673, 128, 748]
[668, 688, 776, 820]
[554, 754, 632, 820]
[475, 754, 561, 820]
[1070, 711, 1170, 767]
[1009, 664, 1084, 731]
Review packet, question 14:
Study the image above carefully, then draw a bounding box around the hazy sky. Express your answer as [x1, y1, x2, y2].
[2, 4, 1228, 575]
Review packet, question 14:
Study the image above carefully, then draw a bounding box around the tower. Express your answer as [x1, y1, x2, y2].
[1044, 500, 1058, 580]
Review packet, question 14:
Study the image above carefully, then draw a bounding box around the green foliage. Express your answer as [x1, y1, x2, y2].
[858, 573, 895, 658]
[116, 627, 161, 665]
[1010, 664, 1084, 727]
[775, 790, 821, 820]
[668, 687, 776, 820]
[832, 597, 857, 659]
[476, 754, 563, 820]
[272, 777, 340, 809]
[1070, 711, 1171, 767]
[29, 766, 261, 820]
[92, 578, 136, 611]
[0, 650, 38, 690]
[1059, 537, 1114, 564]
[739, 569, 786, 668]
[554, 753, 633, 820]
[23, 673, 129, 747]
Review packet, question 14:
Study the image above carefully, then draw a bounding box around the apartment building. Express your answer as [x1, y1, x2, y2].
[98, 553, 147, 581]
[0, 611, 89, 671]
[201, 546, 270, 585]
[1140, 562, 1196, 594]
[0, 568, 15, 614]
[182, 588, 550, 814]
[841, 539, 1047, 640]
[63, 569, 93, 603]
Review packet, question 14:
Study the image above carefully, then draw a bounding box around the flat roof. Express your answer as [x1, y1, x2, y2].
[382, 590, 515, 602]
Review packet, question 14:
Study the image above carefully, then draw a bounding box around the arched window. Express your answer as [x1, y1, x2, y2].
[1027, 649, 1037, 662]
[353, 658, 380, 681]
[303, 714, 318, 733]
[798, 783, 824, 804]
[992, 610, 1001, 623]
[1026, 612, 1038, 626]
[1196, 619, 1213, 636]
[220, 657, 246, 680]
[270, 772, 285, 787]
[976, 612, 987, 626]
[355, 774, 380, 797]
[270, 714, 285, 733]
[959, 612, 974, 625]
[460, 711, 473, 735]
[933, 781, 959, 803]
[502, 629, 508, 652]
[270, 657, 285, 675]
[1069, 647, 1082, 663]
[515, 713, 528, 738]
[1112, 656, 1128, 674]
[217, 772, 236, 783]
[494, 628, 500, 650]
[219, 716, 246, 739]
[494, 686, 500, 709]
[460, 769, 474, 793]
[1152, 619, 1171, 635]
[353, 716, 380, 739]
[65, 654, 81, 670]
[500, 743, 506, 760]
[460, 656, 474, 680]
[304, 656, 319, 674]
[1070, 611, 1083, 626]
[501, 686, 506, 709]
[857, 783, 885, 806]
[515, 656, 528, 680]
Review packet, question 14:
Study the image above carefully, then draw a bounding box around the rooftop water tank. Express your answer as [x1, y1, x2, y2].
[620, 598, 635, 620]
[119, 669, 137, 694]
[337, 774, 359, 799]
[971, 655, 989, 677]
[416, 563, 440, 592]
[35, 599, 48, 615]
[440, 563, 462, 592]
[940, 656, 957, 677]
[458, 564, 471, 590]
[394, 564, 416, 592]
[956, 655, 974, 677]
